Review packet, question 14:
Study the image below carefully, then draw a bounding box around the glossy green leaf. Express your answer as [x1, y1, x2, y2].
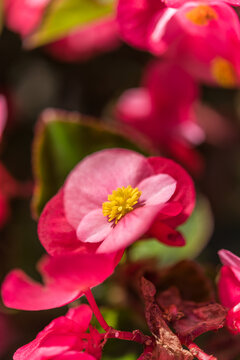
[129, 195, 214, 266]
[25, 0, 115, 48]
[32, 109, 145, 217]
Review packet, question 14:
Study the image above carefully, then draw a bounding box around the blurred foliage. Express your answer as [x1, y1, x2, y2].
[129, 195, 213, 265]
[32, 109, 146, 217]
[26, 0, 115, 48]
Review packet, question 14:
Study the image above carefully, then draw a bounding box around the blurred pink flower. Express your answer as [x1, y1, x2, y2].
[0, 95, 7, 140]
[116, 61, 205, 175]
[117, 0, 240, 87]
[4, 0, 51, 37]
[47, 17, 120, 62]
[38, 148, 195, 255]
[13, 304, 99, 360]
[218, 249, 240, 334]
[2, 251, 121, 311]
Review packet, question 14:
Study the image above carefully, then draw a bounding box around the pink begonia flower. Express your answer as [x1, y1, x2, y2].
[117, 0, 240, 87]
[4, 0, 51, 37]
[46, 17, 120, 62]
[2, 251, 121, 310]
[38, 148, 195, 256]
[13, 304, 98, 360]
[218, 249, 240, 334]
[116, 61, 205, 175]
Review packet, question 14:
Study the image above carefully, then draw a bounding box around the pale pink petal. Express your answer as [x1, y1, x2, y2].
[77, 209, 112, 244]
[64, 149, 153, 228]
[178, 121, 205, 146]
[148, 157, 195, 226]
[137, 173, 176, 206]
[2, 252, 118, 310]
[219, 249, 240, 269]
[97, 204, 163, 253]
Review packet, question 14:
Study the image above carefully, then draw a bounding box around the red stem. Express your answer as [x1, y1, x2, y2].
[84, 288, 110, 332]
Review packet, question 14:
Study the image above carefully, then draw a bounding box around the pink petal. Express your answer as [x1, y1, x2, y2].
[77, 209, 112, 244]
[66, 305, 92, 332]
[47, 17, 120, 62]
[2, 252, 119, 310]
[54, 352, 96, 360]
[137, 173, 176, 205]
[149, 221, 186, 246]
[148, 157, 195, 227]
[38, 190, 96, 256]
[218, 266, 240, 308]
[4, 0, 50, 37]
[96, 204, 164, 253]
[226, 303, 240, 335]
[218, 249, 240, 269]
[64, 149, 153, 228]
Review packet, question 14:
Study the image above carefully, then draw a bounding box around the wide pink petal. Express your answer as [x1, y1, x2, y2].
[64, 149, 153, 228]
[137, 173, 176, 206]
[149, 221, 186, 246]
[218, 249, 240, 269]
[47, 17, 120, 62]
[77, 209, 112, 244]
[2, 252, 119, 310]
[218, 266, 240, 308]
[38, 190, 96, 256]
[96, 204, 163, 253]
[54, 352, 96, 360]
[148, 157, 195, 227]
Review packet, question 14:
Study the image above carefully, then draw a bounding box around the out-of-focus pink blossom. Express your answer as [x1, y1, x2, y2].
[218, 249, 240, 334]
[2, 251, 121, 311]
[0, 312, 14, 357]
[117, 0, 240, 87]
[13, 304, 99, 360]
[116, 61, 204, 174]
[38, 148, 195, 255]
[47, 17, 120, 62]
[0, 95, 7, 140]
[4, 0, 51, 37]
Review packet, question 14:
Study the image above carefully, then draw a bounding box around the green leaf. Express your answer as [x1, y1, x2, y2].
[25, 0, 115, 48]
[129, 195, 214, 266]
[32, 108, 145, 217]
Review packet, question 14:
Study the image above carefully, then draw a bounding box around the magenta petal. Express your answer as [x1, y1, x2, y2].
[226, 303, 240, 335]
[64, 148, 153, 228]
[218, 249, 240, 269]
[97, 205, 163, 253]
[2, 253, 118, 310]
[218, 266, 240, 308]
[149, 221, 186, 247]
[38, 190, 88, 256]
[137, 173, 176, 205]
[148, 157, 195, 227]
[54, 352, 96, 360]
[66, 305, 92, 332]
[77, 209, 111, 243]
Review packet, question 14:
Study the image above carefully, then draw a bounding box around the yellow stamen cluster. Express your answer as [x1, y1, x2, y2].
[211, 57, 237, 88]
[186, 5, 217, 26]
[102, 185, 142, 224]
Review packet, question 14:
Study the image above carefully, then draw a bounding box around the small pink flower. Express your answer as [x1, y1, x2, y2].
[13, 304, 98, 360]
[38, 148, 195, 255]
[4, 0, 50, 37]
[46, 17, 120, 62]
[117, 0, 240, 87]
[2, 251, 121, 310]
[218, 249, 240, 334]
[116, 61, 204, 174]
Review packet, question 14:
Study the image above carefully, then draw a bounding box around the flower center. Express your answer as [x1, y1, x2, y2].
[186, 5, 217, 26]
[211, 57, 236, 88]
[102, 185, 142, 224]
